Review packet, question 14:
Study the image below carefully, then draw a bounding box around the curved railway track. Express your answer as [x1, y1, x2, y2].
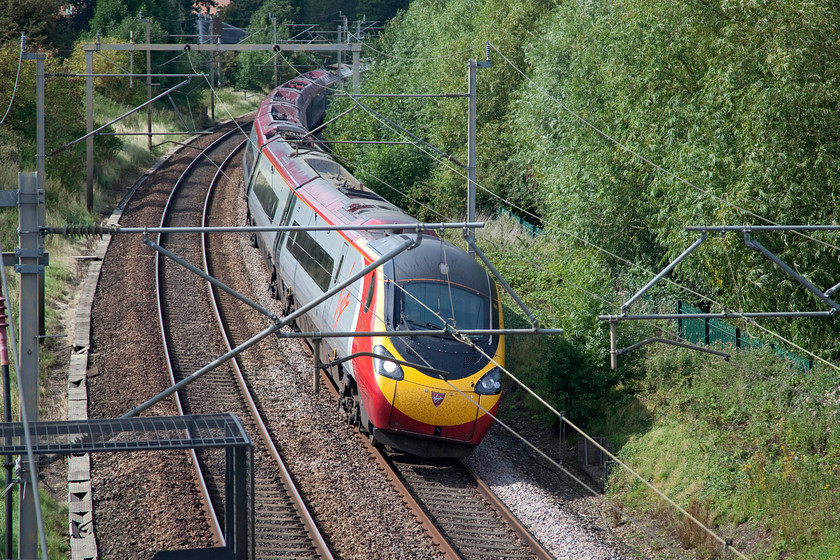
[154, 125, 332, 559]
[313, 369, 554, 560]
[147, 119, 555, 560]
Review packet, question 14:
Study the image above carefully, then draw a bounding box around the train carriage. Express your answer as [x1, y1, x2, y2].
[244, 68, 504, 457]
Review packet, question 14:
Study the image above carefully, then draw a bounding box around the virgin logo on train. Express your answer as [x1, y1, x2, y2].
[431, 392, 446, 407]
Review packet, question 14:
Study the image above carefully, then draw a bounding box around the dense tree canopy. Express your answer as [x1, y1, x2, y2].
[0, 0, 62, 50]
[328, 0, 840, 363]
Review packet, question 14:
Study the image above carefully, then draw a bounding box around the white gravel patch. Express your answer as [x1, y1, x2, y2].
[468, 432, 627, 560]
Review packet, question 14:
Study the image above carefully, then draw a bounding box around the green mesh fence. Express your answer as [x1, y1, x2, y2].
[677, 301, 812, 371]
[496, 207, 543, 237]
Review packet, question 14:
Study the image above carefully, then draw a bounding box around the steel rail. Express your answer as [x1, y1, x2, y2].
[201, 141, 334, 559]
[314, 350, 552, 560]
[463, 462, 555, 560]
[314, 369, 462, 559]
[154, 127, 239, 546]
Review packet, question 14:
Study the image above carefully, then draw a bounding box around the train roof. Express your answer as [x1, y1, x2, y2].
[253, 69, 434, 248]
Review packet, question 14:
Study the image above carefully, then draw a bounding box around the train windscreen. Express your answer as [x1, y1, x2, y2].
[400, 281, 489, 332]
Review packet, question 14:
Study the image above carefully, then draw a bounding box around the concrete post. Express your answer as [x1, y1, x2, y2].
[145, 16, 152, 151]
[272, 16, 278, 88]
[35, 53, 45, 341]
[210, 48, 215, 121]
[337, 25, 343, 74]
[312, 338, 321, 394]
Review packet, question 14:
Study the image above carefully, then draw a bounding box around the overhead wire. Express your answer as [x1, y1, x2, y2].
[232, 58, 754, 557]
[0, 36, 25, 127]
[341, 57, 840, 374]
[195, 46, 828, 557]
[252, 40, 838, 557]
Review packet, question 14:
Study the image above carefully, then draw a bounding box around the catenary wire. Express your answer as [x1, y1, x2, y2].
[0, 37, 25, 127]
[201, 56, 826, 553]
[342, 66, 840, 374]
[235, 61, 757, 556]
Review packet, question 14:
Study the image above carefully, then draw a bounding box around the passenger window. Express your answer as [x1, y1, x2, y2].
[279, 187, 296, 226]
[364, 275, 375, 313]
[252, 167, 279, 220]
[286, 221, 334, 292]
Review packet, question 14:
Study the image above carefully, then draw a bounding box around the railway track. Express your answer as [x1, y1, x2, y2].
[150, 119, 553, 560]
[154, 124, 331, 559]
[312, 367, 554, 560]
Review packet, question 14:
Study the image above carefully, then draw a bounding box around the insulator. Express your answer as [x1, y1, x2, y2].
[54, 223, 121, 238]
[0, 296, 7, 328]
[485, 42, 491, 62]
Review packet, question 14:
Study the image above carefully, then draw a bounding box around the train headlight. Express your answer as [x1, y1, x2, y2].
[475, 367, 502, 395]
[373, 345, 404, 381]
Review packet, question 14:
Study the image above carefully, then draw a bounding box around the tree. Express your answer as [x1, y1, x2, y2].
[517, 0, 840, 359]
[234, 0, 296, 91]
[218, 0, 263, 28]
[0, 0, 62, 50]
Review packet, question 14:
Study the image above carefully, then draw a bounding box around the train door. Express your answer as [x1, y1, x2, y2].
[326, 243, 350, 339]
[272, 185, 298, 288]
[248, 156, 282, 252]
[282, 202, 317, 309]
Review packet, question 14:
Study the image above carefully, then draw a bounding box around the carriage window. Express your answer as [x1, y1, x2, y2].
[286, 221, 334, 292]
[243, 128, 259, 181]
[364, 275, 375, 312]
[252, 165, 279, 220]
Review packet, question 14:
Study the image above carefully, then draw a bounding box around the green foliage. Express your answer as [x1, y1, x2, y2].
[0, 487, 70, 559]
[0, 43, 121, 189]
[517, 0, 840, 359]
[0, 0, 62, 50]
[220, 0, 407, 27]
[327, 0, 553, 222]
[234, 0, 296, 92]
[85, 0, 195, 39]
[608, 345, 840, 558]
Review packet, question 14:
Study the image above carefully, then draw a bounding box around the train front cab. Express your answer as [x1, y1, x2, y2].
[357, 237, 505, 458]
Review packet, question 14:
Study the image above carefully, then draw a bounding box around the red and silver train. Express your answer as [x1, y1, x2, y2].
[243, 69, 504, 457]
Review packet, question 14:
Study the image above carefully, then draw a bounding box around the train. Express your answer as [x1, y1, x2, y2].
[242, 68, 504, 457]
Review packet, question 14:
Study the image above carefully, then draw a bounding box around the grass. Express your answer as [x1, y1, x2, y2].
[454, 213, 840, 559]
[594, 345, 840, 559]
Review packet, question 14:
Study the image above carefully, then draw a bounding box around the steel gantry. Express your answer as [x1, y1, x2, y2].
[81, 38, 362, 212]
[598, 225, 840, 369]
